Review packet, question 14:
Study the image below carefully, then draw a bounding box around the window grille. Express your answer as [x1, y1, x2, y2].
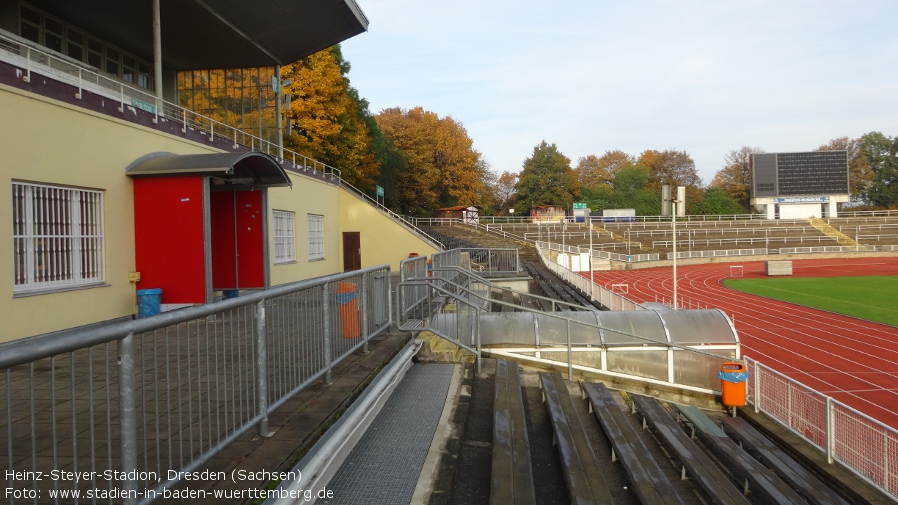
[12, 182, 105, 293]
[273, 210, 296, 263]
[308, 214, 324, 261]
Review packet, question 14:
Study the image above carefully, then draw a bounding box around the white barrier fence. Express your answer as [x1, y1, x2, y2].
[746, 357, 898, 500]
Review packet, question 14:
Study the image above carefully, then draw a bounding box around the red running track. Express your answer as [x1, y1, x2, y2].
[587, 257, 898, 429]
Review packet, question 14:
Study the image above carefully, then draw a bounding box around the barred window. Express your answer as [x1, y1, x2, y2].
[272, 210, 296, 263]
[307, 214, 324, 261]
[12, 182, 105, 293]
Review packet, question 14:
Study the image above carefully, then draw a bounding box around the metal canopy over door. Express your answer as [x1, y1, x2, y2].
[129, 151, 287, 309]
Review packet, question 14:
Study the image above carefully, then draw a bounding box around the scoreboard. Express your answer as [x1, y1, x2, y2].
[751, 151, 849, 198]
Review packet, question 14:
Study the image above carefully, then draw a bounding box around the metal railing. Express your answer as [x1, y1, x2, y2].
[0, 31, 341, 180]
[534, 243, 645, 311]
[1, 266, 391, 504]
[339, 180, 444, 250]
[395, 265, 738, 390]
[431, 248, 521, 277]
[746, 357, 898, 501]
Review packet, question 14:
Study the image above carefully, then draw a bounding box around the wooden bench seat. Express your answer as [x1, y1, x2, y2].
[491, 360, 536, 505]
[631, 395, 751, 505]
[540, 372, 613, 504]
[582, 383, 684, 505]
[675, 404, 808, 504]
[721, 417, 850, 505]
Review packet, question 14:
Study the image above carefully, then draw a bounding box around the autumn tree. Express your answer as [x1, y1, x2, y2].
[515, 141, 580, 212]
[491, 171, 519, 214]
[816, 137, 873, 201]
[282, 46, 379, 189]
[710, 146, 764, 212]
[637, 149, 703, 189]
[375, 107, 484, 215]
[860, 131, 898, 208]
[575, 150, 635, 192]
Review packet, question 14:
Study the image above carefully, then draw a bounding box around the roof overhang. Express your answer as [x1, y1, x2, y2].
[127, 152, 292, 188]
[27, 0, 369, 69]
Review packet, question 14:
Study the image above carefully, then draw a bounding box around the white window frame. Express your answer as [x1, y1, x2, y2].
[12, 181, 105, 294]
[272, 210, 296, 264]
[307, 214, 324, 261]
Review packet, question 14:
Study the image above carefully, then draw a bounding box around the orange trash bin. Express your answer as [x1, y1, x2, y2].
[335, 282, 361, 339]
[718, 361, 748, 407]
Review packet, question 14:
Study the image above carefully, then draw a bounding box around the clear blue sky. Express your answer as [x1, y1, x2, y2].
[341, 1, 898, 184]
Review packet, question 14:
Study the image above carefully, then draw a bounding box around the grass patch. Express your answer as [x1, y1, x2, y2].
[723, 276, 898, 327]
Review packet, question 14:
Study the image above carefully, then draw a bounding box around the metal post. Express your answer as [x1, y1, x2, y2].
[826, 396, 834, 464]
[275, 65, 283, 160]
[322, 284, 333, 384]
[152, 0, 163, 100]
[360, 272, 370, 354]
[672, 200, 678, 309]
[255, 300, 269, 436]
[118, 333, 138, 505]
[566, 319, 574, 380]
[475, 307, 482, 376]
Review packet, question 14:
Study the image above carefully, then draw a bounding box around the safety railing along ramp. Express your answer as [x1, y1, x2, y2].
[316, 363, 456, 504]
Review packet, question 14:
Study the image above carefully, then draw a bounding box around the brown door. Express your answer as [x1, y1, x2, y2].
[343, 232, 361, 271]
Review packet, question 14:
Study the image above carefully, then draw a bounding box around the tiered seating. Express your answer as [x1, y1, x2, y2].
[539, 372, 614, 504]
[631, 395, 751, 505]
[490, 360, 536, 505]
[721, 416, 850, 505]
[582, 382, 684, 505]
[675, 404, 810, 504]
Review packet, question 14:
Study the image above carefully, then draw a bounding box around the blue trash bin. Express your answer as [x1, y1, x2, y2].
[137, 288, 162, 318]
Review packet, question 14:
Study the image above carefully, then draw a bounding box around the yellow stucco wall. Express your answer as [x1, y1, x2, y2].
[267, 175, 342, 285]
[1, 83, 438, 342]
[0, 85, 224, 342]
[337, 190, 439, 270]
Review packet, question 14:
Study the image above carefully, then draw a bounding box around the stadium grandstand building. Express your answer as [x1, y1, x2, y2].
[0, 1, 438, 343]
[750, 151, 850, 219]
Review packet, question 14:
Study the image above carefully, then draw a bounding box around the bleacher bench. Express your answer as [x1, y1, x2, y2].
[721, 416, 850, 505]
[539, 372, 613, 504]
[630, 395, 752, 505]
[490, 360, 536, 505]
[675, 404, 808, 505]
[582, 383, 684, 505]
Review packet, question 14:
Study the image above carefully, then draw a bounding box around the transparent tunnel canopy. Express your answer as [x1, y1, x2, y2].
[470, 308, 737, 347]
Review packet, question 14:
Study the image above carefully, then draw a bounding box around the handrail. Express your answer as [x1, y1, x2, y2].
[1, 265, 392, 504]
[339, 179, 445, 249]
[0, 31, 341, 180]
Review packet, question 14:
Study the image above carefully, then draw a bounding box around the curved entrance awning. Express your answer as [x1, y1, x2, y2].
[127, 152, 292, 188]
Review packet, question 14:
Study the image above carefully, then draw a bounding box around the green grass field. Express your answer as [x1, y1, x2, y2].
[723, 276, 898, 327]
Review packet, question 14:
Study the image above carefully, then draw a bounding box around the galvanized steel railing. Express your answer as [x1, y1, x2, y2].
[1, 266, 390, 504]
[746, 357, 898, 501]
[0, 31, 341, 180]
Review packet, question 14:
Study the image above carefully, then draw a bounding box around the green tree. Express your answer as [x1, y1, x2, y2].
[694, 187, 744, 215]
[608, 165, 659, 216]
[860, 132, 898, 208]
[515, 141, 580, 211]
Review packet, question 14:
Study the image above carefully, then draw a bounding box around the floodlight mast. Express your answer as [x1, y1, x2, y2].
[663, 185, 685, 309]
